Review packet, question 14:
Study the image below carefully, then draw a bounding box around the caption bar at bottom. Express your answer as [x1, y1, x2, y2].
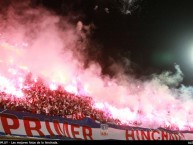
[0, 141, 58, 144]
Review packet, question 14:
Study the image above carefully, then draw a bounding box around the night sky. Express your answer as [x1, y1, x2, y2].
[21, 0, 193, 85]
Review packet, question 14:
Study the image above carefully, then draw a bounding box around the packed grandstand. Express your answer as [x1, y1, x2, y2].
[0, 73, 122, 125]
[0, 72, 190, 140]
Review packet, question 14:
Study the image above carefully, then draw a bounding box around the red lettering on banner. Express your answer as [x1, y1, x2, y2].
[82, 114, 85, 119]
[63, 123, 71, 138]
[0, 112, 185, 140]
[53, 120, 63, 137]
[71, 124, 81, 140]
[76, 114, 80, 120]
[0, 114, 19, 135]
[23, 117, 44, 137]
[136, 130, 141, 140]
[173, 133, 179, 140]
[45, 120, 54, 137]
[82, 126, 93, 140]
[77, 113, 85, 120]
[162, 131, 168, 140]
[152, 130, 160, 140]
[169, 133, 175, 140]
[66, 113, 85, 120]
[125, 130, 135, 140]
[72, 114, 76, 120]
[179, 133, 185, 140]
[141, 131, 150, 140]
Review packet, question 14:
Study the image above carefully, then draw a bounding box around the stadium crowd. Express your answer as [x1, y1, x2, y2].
[0, 74, 122, 125]
[0, 74, 188, 131]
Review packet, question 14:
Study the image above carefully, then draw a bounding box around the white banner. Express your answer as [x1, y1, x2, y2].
[0, 111, 192, 140]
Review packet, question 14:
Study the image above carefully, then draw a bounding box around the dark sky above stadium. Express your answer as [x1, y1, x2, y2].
[13, 0, 193, 85]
